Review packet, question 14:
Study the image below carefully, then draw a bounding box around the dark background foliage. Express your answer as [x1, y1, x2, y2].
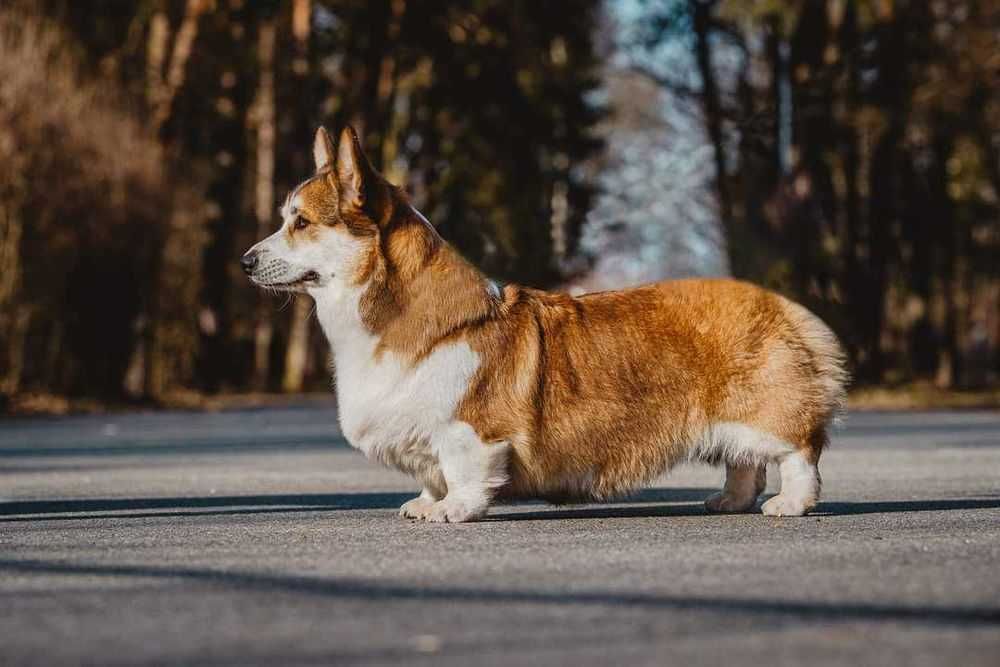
[0, 0, 996, 409]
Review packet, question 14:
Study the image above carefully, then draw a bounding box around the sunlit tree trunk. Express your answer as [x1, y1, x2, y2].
[151, 0, 208, 135]
[146, 4, 170, 112]
[0, 198, 25, 395]
[137, 0, 208, 398]
[282, 0, 314, 394]
[252, 18, 277, 391]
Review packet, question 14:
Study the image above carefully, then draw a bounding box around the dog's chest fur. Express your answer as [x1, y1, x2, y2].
[333, 333, 480, 487]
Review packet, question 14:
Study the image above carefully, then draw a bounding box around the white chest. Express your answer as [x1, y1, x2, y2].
[333, 339, 480, 473]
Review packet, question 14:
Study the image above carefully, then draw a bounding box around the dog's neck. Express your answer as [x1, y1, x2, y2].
[311, 206, 503, 363]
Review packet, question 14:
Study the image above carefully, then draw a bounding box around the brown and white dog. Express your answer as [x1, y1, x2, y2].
[242, 126, 848, 523]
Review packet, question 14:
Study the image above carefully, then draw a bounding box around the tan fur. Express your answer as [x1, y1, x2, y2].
[257, 126, 849, 514]
[453, 279, 846, 501]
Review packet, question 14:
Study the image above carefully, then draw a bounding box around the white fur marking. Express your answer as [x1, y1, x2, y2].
[336, 339, 479, 485]
[691, 422, 795, 466]
[761, 450, 819, 517]
[436, 424, 509, 495]
[426, 423, 510, 522]
[313, 284, 486, 501]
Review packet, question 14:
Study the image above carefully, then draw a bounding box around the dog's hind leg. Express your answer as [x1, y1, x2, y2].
[761, 428, 825, 517]
[425, 423, 510, 523]
[698, 422, 785, 514]
[705, 463, 766, 513]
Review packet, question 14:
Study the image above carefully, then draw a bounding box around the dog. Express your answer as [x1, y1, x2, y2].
[241, 126, 848, 523]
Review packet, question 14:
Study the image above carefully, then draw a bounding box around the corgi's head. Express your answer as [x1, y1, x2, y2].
[242, 126, 499, 352]
[241, 126, 429, 301]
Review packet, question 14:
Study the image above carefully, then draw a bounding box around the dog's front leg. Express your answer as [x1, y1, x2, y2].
[425, 423, 510, 523]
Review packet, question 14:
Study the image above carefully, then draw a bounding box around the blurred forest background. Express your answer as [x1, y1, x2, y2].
[0, 0, 997, 411]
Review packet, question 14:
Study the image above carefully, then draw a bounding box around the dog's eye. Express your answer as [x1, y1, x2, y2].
[293, 216, 309, 230]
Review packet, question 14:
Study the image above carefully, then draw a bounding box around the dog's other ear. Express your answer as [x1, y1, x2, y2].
[336, 126, 373, 209]
[313, 126, 336, 172]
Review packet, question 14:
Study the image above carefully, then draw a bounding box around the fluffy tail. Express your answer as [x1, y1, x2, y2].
[779, 298, 850, 425]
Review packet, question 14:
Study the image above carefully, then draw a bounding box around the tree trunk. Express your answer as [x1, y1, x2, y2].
[0, 199, 25, 395]
[252, 18, 277, 391]
[375, 0, 406, 168]
[282, 298, 312, 393]
[838, 1, 863, 371]
[690, 0, 734, 251]
[151, 0, 208, 134]
[932, 128, 960, 388]
[146, 5, 170, 112]
[136, 0, 206, 398]
[282, 0, 314, 394]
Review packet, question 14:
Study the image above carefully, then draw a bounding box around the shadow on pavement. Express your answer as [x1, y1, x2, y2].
[492, 494, 1000, 521]
[4, 489, 998, 522]
[488, 487, 718, 520]
[0, 492, 414, 522]
[0, 488, 716, 522]
[815, 497, 1000, 515]
[0, 557, 997, 626]
[492, 504, 708, 521]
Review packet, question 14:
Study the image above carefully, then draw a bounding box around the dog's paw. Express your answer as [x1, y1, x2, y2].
[425, 497, 485, 523]
[399, 496, 436, 520]
[761, 494, 813, 517]
[704, 492, 757, 514]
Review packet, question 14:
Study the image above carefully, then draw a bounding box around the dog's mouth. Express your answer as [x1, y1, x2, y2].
[253, 270, 321, 290]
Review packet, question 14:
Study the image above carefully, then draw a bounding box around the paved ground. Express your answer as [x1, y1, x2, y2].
[1, 406, 998, 666]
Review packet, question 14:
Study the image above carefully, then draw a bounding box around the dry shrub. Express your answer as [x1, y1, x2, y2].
[0, 8, 208, 399]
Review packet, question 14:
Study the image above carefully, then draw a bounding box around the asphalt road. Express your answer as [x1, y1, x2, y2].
[2, 406, 999, 666]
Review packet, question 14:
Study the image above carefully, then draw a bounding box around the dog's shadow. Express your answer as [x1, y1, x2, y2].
[490, 492, 1000, 521]
[489, 487, 717, 521]
[0, 487, 717, 522]
[0, 492, 413, 522]
[3, 488, 998, 523]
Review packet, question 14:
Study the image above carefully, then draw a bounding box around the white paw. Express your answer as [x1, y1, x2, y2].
[399, 496, 436, 520]
[425, 497, 485, 523]
[761, 494, 813, 517]
[705, 492, 757, 514]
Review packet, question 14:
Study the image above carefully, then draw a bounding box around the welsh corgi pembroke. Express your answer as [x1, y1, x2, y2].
[242, 126, 848, 523]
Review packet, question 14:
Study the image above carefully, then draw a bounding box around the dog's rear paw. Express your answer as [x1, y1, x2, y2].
[425, 497, 485, 523]
[399, 496, 435, 520]
[704, 492, 757, 514]
[761, 494, 813, 517]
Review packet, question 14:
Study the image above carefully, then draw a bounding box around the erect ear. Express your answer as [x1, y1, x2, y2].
[335, 126, 372, 209]
[313, 126, 335, 172]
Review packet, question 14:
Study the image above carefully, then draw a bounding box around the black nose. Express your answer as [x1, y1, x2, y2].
[240, 251, 259, 274]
